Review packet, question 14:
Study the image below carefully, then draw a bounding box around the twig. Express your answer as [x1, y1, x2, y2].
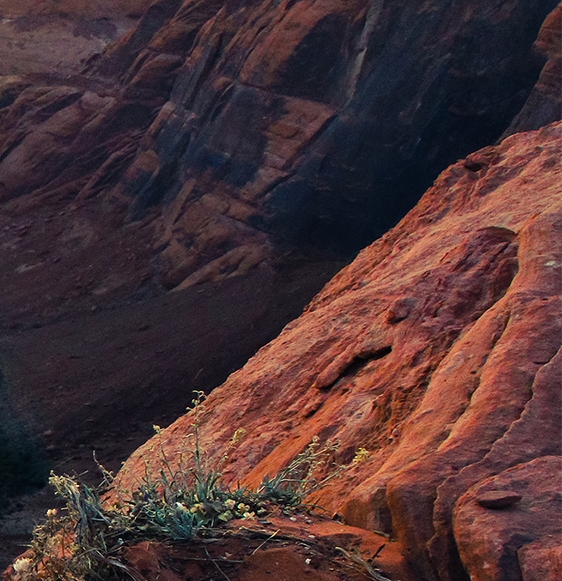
[251, 529, 280, 555]
[171, 555, 244, 564]
[335, 547, 392, 581]
[204, 546, 231, 581]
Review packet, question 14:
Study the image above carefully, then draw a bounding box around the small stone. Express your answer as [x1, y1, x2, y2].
[476, 490, 522, 509]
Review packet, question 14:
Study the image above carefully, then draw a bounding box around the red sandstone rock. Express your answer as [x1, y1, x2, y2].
[476, 491, 522, 510]
[2, 512, 419, 581]
[454, 457, 562, 581]
[1, 1, 561, 575]
[1, 0, 558, 292]
[115, 121, 562, 581]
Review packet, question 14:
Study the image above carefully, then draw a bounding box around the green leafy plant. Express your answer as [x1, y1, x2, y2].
[12, 392, 350, 581]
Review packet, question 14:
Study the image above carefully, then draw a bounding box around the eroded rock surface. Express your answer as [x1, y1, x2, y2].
[0, 0, 556, 499]
[0, 0, 558, 291]
[454, 456, 562, 581]
[116, 122, 562, 581]
[0, 0, 561, 575]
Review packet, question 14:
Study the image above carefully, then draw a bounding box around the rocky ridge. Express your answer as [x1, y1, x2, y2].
[0, 0, 555, 504]
[115, 121, 562, 581]
[1, 0, 557, 289]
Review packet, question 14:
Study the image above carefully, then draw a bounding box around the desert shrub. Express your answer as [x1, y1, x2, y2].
[14, 392, 345, 581]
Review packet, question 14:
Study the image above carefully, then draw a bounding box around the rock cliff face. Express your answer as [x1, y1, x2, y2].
[116, 121, 562, 581]
[0, 0, 557, 288]
[0, 0, 560, 573]
[0, 0, 556, 488]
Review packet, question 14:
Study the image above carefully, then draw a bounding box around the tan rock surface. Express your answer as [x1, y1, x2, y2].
[116, 121, 562, 580]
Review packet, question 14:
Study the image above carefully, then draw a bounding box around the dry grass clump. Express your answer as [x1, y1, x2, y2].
[11, 392, 346, 581]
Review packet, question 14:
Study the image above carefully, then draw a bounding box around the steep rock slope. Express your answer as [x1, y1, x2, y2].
[0, 1, 559, 568]
[116, 121, 562, 581]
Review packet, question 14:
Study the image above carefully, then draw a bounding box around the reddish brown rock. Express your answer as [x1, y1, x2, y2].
[2, 512, 420, 581]
[454, 456, 562, 581]
[0, 0, 560, 574]
[518, 539, 562, 581]
[114, 122, 562, 581]
[476, 491, 522, 510]
[1, 0, 557, 293]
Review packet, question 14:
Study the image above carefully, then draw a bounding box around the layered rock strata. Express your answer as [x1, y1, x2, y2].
[0, 0, 557, 290]
[0, 0, 557, 501]
[0, 1, 560, 573]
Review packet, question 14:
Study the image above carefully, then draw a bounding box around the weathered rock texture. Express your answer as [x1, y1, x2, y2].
[0, 0, 556, 497]
[0, 0, 560, 572]
[0, 0, 558, 289]
[454, 456, 562, 581]
[116, 121, 562, 581]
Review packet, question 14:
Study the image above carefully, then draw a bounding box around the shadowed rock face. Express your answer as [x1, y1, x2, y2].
[503, 4, 562, 137]
[116, 121, 562, 581]
[0, 0, 558, 289]
[98, 0, 560, 264]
